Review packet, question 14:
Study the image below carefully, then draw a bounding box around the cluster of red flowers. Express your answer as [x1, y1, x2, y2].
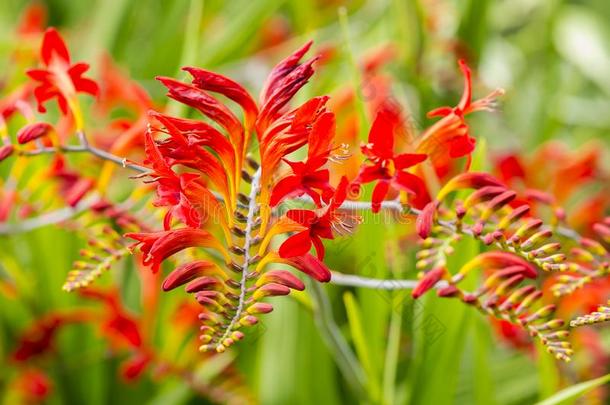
[2, 16, 609, 401]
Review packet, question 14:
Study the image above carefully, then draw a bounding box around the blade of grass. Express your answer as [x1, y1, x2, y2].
[198, 0, 286, 67]
[166, 0, 204, 117]
[338, 6, 369, 140]
[343, 291, 381, 402]
[536, 373, 610, 405]
[309, 282, 368, 398]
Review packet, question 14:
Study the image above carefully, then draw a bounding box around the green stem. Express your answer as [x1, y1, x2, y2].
[309, 282, 368, 399]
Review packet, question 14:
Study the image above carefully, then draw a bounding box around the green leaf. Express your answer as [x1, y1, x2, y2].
[343, 291, 381, 402]
[537, 373, 610, 405]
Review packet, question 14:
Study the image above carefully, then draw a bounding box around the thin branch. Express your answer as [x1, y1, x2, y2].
[330, 271, 447, 290]
[19, 143, 149, 173]
[0, 194, 101, 235]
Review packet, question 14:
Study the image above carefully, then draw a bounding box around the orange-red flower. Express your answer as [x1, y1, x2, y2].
[416, 59, 503, 173]
[26, 28, 98, 117]
[279, 177, 358, 259]
[270, 111, 336, 206]
[127, 228, 230, 273]
[355, 108, 427, 212]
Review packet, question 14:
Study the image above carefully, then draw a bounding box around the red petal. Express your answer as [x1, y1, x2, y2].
[367, 109, 396, 159]
[457, 59, 472, 112]
[41, 28, 70, 65]
[260, 41, 313, 104]
[279, 230, 312, 258]
[449, 135, 476, 158]
[156, 77, 243, 148]
[184, 66, 258, 128]
[394, 171, 426, 195]
[120, 352, 151, 382]
[393, 153, 427, 170]
[311, 236, 325, 260]
[355, 164, 385, 184]
[286, 209, 317, 226]
[73, 77, 99, 96]
[331, 176, 350, 208]
[371, 180, 390, 213]
[282, 253, 331, 282]
[426, 106, 454, 118]
[307, 111, 335, 160]
[270, 175, 303, 207]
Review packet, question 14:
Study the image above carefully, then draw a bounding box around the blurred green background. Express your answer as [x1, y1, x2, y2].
[1, 0, 609, 404]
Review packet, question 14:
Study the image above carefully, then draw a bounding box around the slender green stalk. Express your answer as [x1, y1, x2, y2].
[309, 282, 368, 398]
[166, 0, 204, 117]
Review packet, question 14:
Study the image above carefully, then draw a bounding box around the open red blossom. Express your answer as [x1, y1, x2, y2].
[417, 59, 503, 172]
[270, 111, 336, 206]
[26, 28, 98, 114]
[355, 108, 427, 212]
[279, 177, 359, 259]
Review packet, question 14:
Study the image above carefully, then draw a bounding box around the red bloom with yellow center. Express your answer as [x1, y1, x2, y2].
[356, 108, 427, 212]
[26, 28, 98, 120]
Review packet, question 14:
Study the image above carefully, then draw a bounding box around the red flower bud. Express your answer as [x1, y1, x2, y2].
[17, 122, 53, 144]
[162, 260, 218, 291]
[257, 270, 305, 291]
[253, 283, 291, 299]
[416, 201, 437, 239]
[0, 144, 14, 161]
[412, 267, 446, 299]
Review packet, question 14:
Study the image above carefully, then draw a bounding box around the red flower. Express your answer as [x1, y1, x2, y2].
[79, 288, 154, 382]
[127, 228, 230, 273]
[355, 108, 427, 212]
[13, 369, 53, 403]
[417, 59, 503, 171]
[279, 177, 359, 259]
[26, 28, 98, 115]
[270, 111, 336, 206]
[11, 312, 88, 362]
[47, 156, 94, 207]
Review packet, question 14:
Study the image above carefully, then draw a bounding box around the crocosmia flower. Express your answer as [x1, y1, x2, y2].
[355, 108, 427, 212]
[417, 59, 504, 169]
[26, 28, 98, 124]
[279, 177, 360, 259]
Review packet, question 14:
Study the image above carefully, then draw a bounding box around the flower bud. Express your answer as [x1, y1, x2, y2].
[412, 267, 445, 299]
[17, 122, 53, 144]
[0, 144, 13, 162]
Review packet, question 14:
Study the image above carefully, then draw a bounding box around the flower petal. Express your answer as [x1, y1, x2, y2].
[41, 28, 70, 66]
[279, 230, 312, 258]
